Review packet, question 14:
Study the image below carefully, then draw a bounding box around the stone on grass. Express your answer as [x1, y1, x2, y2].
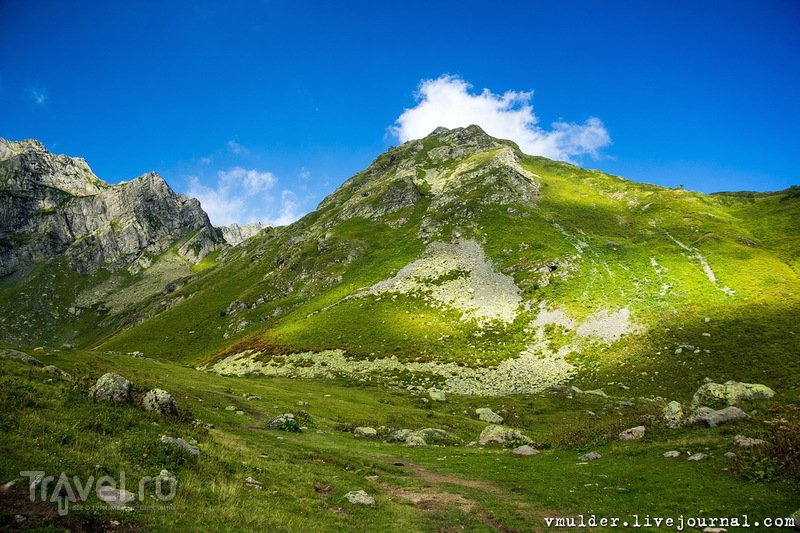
[160, 436, 200, 456]
[687, 453, 708, 461]
[687, 407, 749, 427]
[475, 408, 503, 424]
[91, 373, 133, 404]
[789, 509, 799, 531]
[478, 425, 528, 445]
[429, 390, 447, 402]
[512, 445, 539, 456]
[142, 389, 179, 416]
[663, 401, 684, 427]
[583, 389, 608, 398]
[724, 452, 738, 460]
[0, 349, 44, 367]
[386, 429, 414, 443]
[354, 426, 378, 438]
[579, 452, 602, 461]
[266, 413, 295, 429]
[619, 426, 646, 441]
[245, 477, 263, 489]
[345, 490, 375, 505]
[732, 435, 767, 448]
[405, 435, 427, 446]
[663, 451, 681, 458]
[42, 365, 72, 380]
[97, 487, 135, 508]
[691, 381, 775, 409]
[157, 470, 177, 485]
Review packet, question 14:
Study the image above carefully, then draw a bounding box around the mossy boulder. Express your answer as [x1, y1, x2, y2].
[663, 401, 684, 427]
[142, 389, 179, 416]
[690, 381, 775, 409]
[91, 373, 133, 404]
[0, 349, 44, 368]
[478, 425, 529, 445]
[686, 406, 749, 427]
[475, 407, 503, 424]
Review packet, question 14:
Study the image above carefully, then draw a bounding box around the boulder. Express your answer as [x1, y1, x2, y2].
[478, 425, 528, 445]
[385, 429, 415, 443]
[579, 452, 602, 461]
[475, 408, 503, 424]
[732, 435, 767, 448]
[512, 445, 540, 456]
[686, 406, 749, 427]
[405, 435, 427, 446]
[97, 487, 135, 508]
[345, 490, 375, 505]
[619, 426, 646, 441]
[142, 389, 179, 416]
[663, 451, 681, 458]
[266, 413, 295, 429]
[91, 373, 132, 404]
[687, 453, 708, 461]
[353, 427, 378, 438]
[0, 349, 44, 367]
[663, 401, 684, 427]
[691, 381, 775, 409]
[42, 365, 73, 380]
[429, 390, 447, 402]
[160, 436, 200, 456]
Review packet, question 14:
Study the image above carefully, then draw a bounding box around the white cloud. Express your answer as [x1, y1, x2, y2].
[227, 140, 247, 154]
[31, 88, 46, 104]
[390, 75, 611, 162]
[186, 167, 301, 227]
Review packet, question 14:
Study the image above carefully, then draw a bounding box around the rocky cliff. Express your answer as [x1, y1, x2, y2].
[0, 138, 223, 276]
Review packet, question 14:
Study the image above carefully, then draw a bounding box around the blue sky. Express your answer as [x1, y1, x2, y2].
[1, 1, 798, 226]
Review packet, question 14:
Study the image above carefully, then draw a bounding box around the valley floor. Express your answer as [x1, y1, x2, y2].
[1, 347, 798, 532]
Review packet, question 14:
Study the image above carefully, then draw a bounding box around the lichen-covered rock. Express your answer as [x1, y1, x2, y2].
[353, 427, 378, 438]
[663, 451, 681, 458]
[619, 426, 646, 441]
[142, 389, 179, 416]
[91, 373, 132, 403]
[475, 408, 503, 424]
[0, 349, 44, 367]
[42, 365, 72, 380]
[663, 401, 684, 427]
[732, 435, 767, 448]
[690, 381, 775, 409]
[478, 425, 528, 445]
[405, 436, 427, 446]
[686, 406, 749, 427]
[428, 390, 447, 402]
[266, 413, 296, 429]
[385, 429, 415, 443]
[160, 436, 200, 456]
[687, 453, 708, 461]
[344, 490, 375, 505]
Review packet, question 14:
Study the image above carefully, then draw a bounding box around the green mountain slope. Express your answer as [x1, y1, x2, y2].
[64, 125, 797, 397]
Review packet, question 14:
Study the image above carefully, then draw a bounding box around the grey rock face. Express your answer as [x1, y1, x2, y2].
[0, 138, 224, 276]
[220, 222, 271, 246]
[91, 373, 132, 403]
[142, 389, 179, 416]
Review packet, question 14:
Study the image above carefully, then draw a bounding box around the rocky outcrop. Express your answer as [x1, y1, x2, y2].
[690, 381, 775, 409]
[219, 222, 271, 246]
[0, 138, 224, 276]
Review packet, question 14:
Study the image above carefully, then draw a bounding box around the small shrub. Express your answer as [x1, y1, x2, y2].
[735, 405, 800, 485]
[279, 419, 301, 432]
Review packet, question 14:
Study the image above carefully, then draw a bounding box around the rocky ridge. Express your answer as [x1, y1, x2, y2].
[0, 138, 224, 276]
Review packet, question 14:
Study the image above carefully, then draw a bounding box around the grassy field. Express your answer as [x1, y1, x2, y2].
[1, 347, 798, 532]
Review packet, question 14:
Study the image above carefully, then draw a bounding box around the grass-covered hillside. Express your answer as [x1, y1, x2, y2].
[1, 347, 798, 531]
[13, 125, 790, 398]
